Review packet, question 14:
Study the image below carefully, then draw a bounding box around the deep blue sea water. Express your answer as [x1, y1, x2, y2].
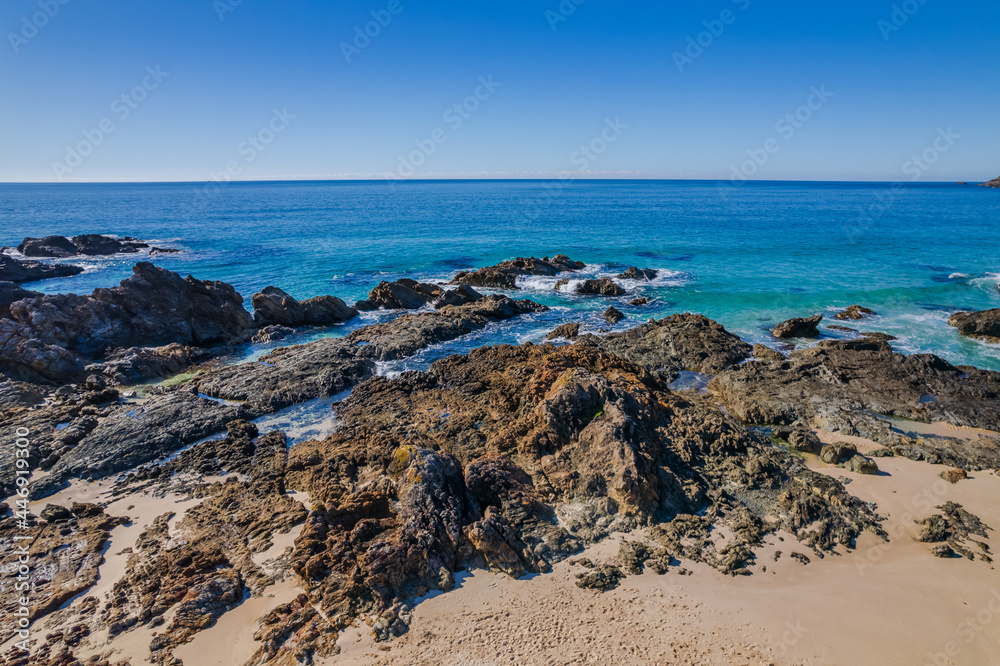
[3, 179, 1000, 373]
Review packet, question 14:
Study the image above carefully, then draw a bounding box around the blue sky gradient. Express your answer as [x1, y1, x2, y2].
[2, 0, 997, 182]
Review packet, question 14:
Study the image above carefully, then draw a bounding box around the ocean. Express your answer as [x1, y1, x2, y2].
[3, 179, 1000, 374]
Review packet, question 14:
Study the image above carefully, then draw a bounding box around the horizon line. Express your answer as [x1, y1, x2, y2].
[0, 177, 993, 186]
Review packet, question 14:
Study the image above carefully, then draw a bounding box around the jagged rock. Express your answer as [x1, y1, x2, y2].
[575, 565, 624, 591]
[453, 255, 585, 289]
[91, 343, 213, 385]
[709, 339, 1000, 471]
[252, 286, 358, 326]
[835, 305, 875, 320]
[630, 298, 648, 306]
[575, 278, 625, 297]
[0, 318, 89, 383]
[772, 315, 823, 338]
[753, 344, 784, 362]
[787, 429, 822, 454]
[0, 253, 83, 283]
[251, 325, 296, 344]
[820, 442, 857, 464]
[434, 285, 482, 309]
[545, 323, 580, 341]
[843, 454, 879, 475]
[6, 263, 253, 361]
[269, 341, 884, 663]
[603, 307, 624, 324]
[931, 544, 956, 558]
[948, 309, 1000, 343]
[580, 313, 752, 379]
[616, 267, 658, 280]
[916, 502, 992, 562]
[17, 234, 166, 257]
[355, 279, 443, 310]
[0, 281, 41, 318]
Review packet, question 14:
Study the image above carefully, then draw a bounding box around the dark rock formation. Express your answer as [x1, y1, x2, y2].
[252, 286, 358, 327]
[835, 305, 875, 321]
[17, 234, 171, 257]
[0, 281, 41, 318]
[772, 315, 822, 338]
[575, 278, 626, 297]
[630, 297, 648, 306]
[616, 267, 658, 280]
[916, 502, 992, 562]
[251, 325, 296, 344]
[710, 339, 1000, 470]
[0, 253, 83, 283]
[580, 313, 752, 380]
[1, 263, 253, 382]
[434, 285, 482, 309]
[453, 255, 585, 289]
[982, 177, 1000, 188]
[355, 279, 444, 310]
[603, 307, 624, 324]
[262, 341, 883, 663]
[545, 323, 580, 341]
[948, 309, 1000, 343]
[820, 442, 857, 465]
[843, 455, 879, 475]
[92, 343, 213, 385]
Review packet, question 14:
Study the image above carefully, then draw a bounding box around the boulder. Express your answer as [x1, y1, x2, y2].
[0, 254, 83, 283]
[252, 286, 358, 326]
[844, 454, 879, 475]
[787, 428, 822, 454]
[820, 442, 857, 465]
[17, 235, 78, 257]
[603, 307, 624, 324]
[251, 325, 296, 344]
[434, 285, 482, 309]
[772, 315, 823, 338]
[453, 255, 585, 289]
[576, 278, 626, 297]
[629, 297, 648, 306]
[948, 309, 1000, 343]
[616, 267, 658, 280]
[355, 279, 443, 310]
[545, 323, 580, 341]
[835, 305, 875, 320]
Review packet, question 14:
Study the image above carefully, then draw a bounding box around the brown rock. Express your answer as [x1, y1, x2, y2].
[772, 315, 823, 339]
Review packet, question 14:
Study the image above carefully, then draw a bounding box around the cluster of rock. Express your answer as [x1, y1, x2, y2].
[0, 253, 83, 284]
[452, 254, 585, 289]
[16, 234, 177, 257]
[355, 279, 482, 311]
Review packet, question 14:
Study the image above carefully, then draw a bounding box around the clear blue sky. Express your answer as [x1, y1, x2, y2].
[1, 0, 997, 182]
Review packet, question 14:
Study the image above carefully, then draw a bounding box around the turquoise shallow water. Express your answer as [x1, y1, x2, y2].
[3, 179, 1000, 371]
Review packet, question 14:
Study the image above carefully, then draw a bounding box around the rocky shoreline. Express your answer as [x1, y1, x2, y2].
[1, 250, 999, 665]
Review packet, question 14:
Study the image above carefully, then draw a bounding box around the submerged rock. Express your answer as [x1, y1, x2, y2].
[772, 315, 823, 339]
[453, 255, 585, 289]
[252, 286, 358, 326]
[0, 253, 83, 283]
[948, 309, 1000, 343]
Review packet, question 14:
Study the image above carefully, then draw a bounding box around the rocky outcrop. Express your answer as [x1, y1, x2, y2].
[546, 323, 580, 341]
[603, 307, 624, 324]
[753, 344, 784, 362]
[948, 309, 1000, 343]
[434, 285, 482, 309]
[0, 318, 89, 383]
[710, 339, 1000, 470]
[2, 263, 253, 381]
[0, 281, 41, 318]
[581, 313, 753, 380]
[575, 278, 626, 297]
[916, 502, 992, 562]
[252, 286, 358, 327]
[834, 305, 875, 321]
[453, 255, 585, 289]
[616, 267, 658, 280]
[264, 341, 883, 663]
[772, 315, 822, 338]
[0, 253, 83, 283]
[355, 279, 443, 310]
[982, 177, 1000, 188]
[91, 343, 213, 385]
[17, 234, 172, 257]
